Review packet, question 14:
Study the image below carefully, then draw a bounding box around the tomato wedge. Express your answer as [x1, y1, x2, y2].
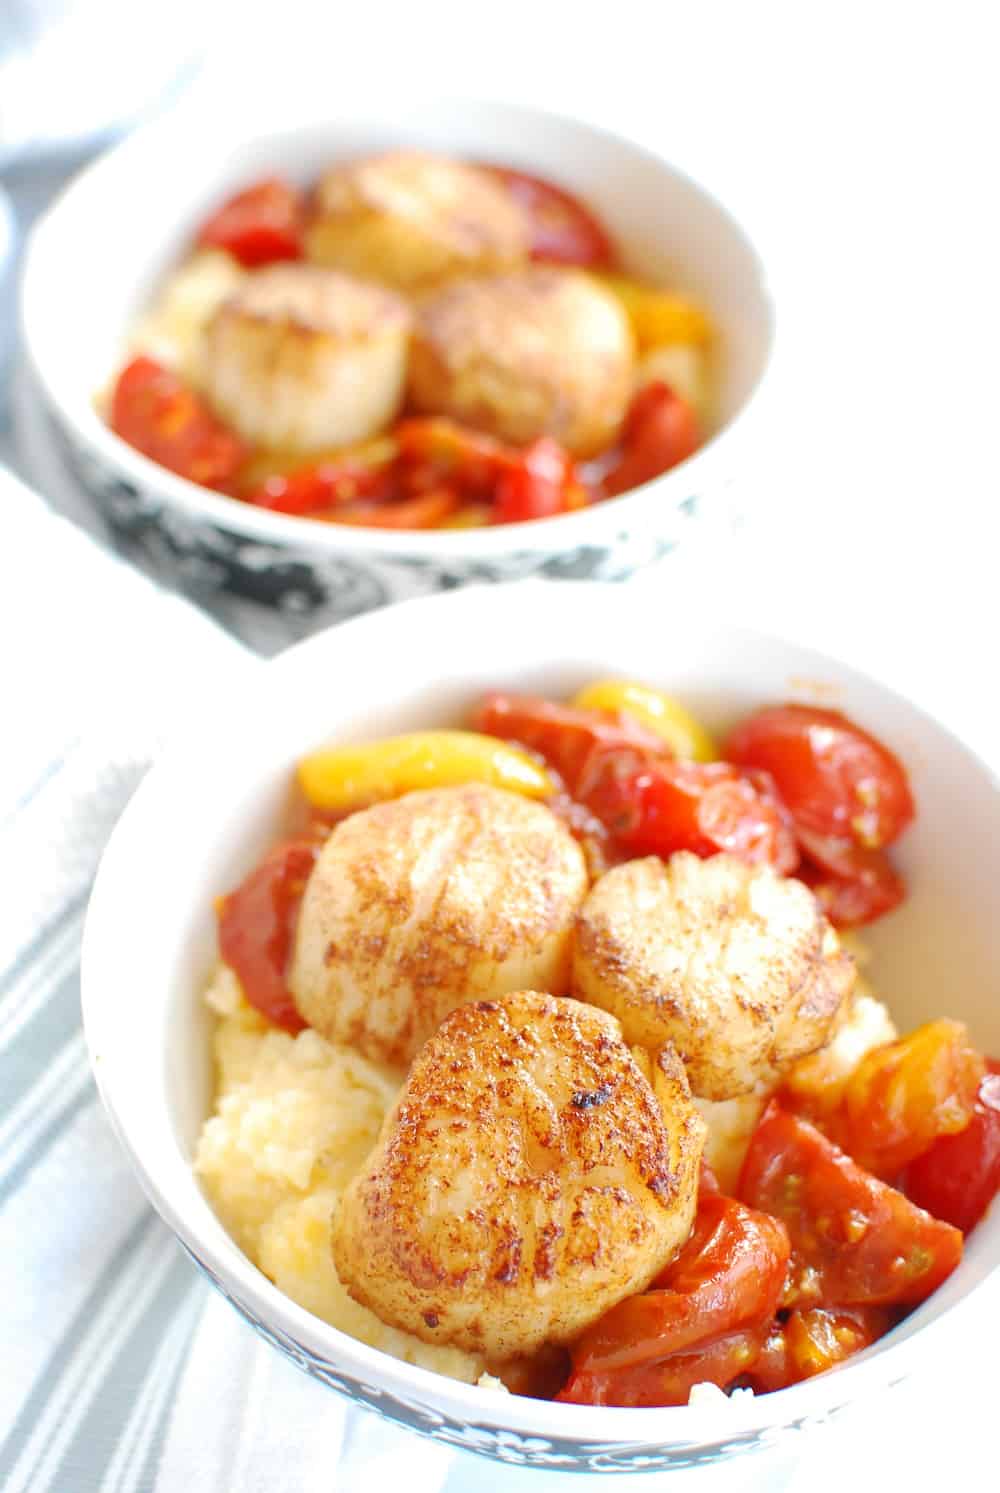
[738, 1102, 963, 1308]
[603, 381, 701, 497]
[197, 177, 305, 267]
[557, 1194, 789, 1406]
[903, 1064, 1000, 1232]
[493, 437, 579, 524]
[110, 356, 246, 488]
[242, 458, 394, 517]
[482, 165, 616, 267]
[217, 834, 324, 1032]
[725, 705, 915, 852]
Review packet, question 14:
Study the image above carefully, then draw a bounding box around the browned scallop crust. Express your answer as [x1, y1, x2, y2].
[409, 266, 635, 456]
[290, 785, 588, 1068]
[333, 992, 705, 1359]
[305, 150, 528, 290]
[573, 852, 856, 1101]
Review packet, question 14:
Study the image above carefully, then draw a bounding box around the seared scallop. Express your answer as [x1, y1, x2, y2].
[289, 785, 588, 1068]
[409, 267, 635, 456]
[333, 991, 705, 1359]
[305, 150, 528, 290]
[201, 263, 411, 452]
[573, 852, 856, 1101]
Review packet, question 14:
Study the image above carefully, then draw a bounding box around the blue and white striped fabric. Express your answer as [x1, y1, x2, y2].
[2, 466, 996, 1493]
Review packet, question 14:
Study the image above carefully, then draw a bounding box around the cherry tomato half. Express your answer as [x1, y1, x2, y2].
[903, 1065, 1000, 1232]
[840, 1020, 985, 1178]
[577, 749, 800, 873]
[746, 1306, 890, 1393]
[197, 177, 305, 267]
[493, 437, 578, 524]
[110, 356, 246, 488]
[725, 705, 915, 852]
[242, 458, 394, 517]
[603, 382, 701, 497]
[472, 694, 668, 795]
[795, 830, 906, 927]
[738, 1102, 963, 1309]
[556, 1194, 789, 1406]
[217, 834, 324, 1032]
[483, 165, 616, 267]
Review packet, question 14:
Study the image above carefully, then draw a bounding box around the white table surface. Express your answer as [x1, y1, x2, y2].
[3, 3, 998, 1485]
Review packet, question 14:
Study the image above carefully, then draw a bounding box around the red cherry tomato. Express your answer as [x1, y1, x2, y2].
[577, 749, 800, 873]
[482, 165, 616, 267]
[738, 1102, 963, 1309]
[217, 835, 324, 1032]
[796, 835, 906, 927]
[556, 1194, 789, 1406]
[326, 489, 462, 529]
[603, 382, 701, 497]
[493, 437, 576, 524]
[243, 459, 394, 517]
[197, 177, 304, 267]
[395, 417, 514, 500]
[110, 356, 246, 488]
[725, 705, 915, 852]
[903, 1067, 1000, 1232]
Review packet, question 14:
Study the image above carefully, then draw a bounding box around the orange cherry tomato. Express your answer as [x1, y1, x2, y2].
[603, 382, 700, 497]
[197, 177, 304, 267]
[839, 1021, 985, 1178]
[556, 1194, 789, 1406]
[725, 705, 915, 852]
[217, 834, 324, 1032]
[110, 356, 246, 488]
[746, 1306, 890, 1392]
[903, 1064, 1000, 1232]
[738, 1102, 963, 1309]
[482, 165, 616, 267]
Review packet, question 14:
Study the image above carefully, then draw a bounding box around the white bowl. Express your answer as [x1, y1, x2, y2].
[81, 582, 1000, 1474]
[22, 97, 773, 630]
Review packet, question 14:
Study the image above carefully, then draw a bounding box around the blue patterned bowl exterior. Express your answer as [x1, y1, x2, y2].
[49, 409, 719, 646]
[182, 1243, 860, 1474]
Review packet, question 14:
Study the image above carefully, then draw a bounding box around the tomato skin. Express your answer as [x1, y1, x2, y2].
[796, 833, 905, 928]
[738, 1102, 963, 1309]
[840, 1020, 985, 1178]
[110, 357, 246, 488]
[725, 705, 915, 852]
[472, 694, 667, 795]
[556, 1194, 789, 1407]
[493, 438, 577, 524]
[746, 1306, 890, 1393]
[482, 165, 616, 267]
[577, 749, 800, 873]
[197, 177, 304, 267]
[603, 382, 700, 497]
[903, 1069, 1000, 1232]
[217, 835, 324, 1032]
[243, 459, 393, 517]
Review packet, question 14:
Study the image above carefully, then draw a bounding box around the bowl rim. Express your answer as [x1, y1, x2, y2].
[21, 92, 776, 559]
[80, 580, 999, 1452]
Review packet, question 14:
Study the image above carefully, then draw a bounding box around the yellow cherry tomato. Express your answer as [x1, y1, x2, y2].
[597, 275, 713, 352]
[297, 730, 553, 811]
[571, 680, 717, 762]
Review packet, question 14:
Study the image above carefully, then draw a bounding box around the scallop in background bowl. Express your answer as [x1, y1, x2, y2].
[22, 97, 774, 629]
[81, 582, 1000, 1474]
